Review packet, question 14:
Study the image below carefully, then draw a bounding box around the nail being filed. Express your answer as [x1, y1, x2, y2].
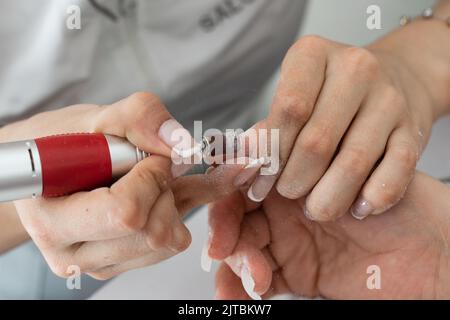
[174, 132, 242, 162]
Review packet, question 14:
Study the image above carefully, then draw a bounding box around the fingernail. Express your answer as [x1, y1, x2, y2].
[247, 175, 277, 202]
[351, 197, 374, 220]
[159, 119, 200, 159]
[201, 229, 213, 273]
[240, 259, 261, 300]
[233, 158, 264, 187]
[171, 163, 194, 178]
[169, 224, 188, 253]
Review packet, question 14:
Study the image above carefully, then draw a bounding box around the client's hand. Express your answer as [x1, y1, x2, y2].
[210, 172, 450, 299]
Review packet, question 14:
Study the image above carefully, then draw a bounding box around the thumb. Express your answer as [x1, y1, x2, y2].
[172, 157, 264, 215]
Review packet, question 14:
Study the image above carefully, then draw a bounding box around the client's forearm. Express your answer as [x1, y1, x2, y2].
[0, 203, 29, 254]
[369, 0, 450, 120]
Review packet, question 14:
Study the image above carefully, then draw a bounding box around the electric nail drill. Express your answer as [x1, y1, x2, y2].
[0, 132, 239, 203]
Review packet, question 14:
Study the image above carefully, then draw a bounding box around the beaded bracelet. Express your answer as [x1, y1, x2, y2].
[400, 7, 450, 27]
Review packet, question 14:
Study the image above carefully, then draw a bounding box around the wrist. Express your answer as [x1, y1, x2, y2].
[368, 20, 450, 121]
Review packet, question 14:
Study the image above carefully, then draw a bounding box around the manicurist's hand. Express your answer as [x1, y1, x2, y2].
[5, 92, 188, 279]
[1, 92, 248, 279]
[210, 172, 450, 300]
[246, 34, 445, 221]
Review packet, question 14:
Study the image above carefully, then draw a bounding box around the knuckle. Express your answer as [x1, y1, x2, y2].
[283, 35, 328, 67]
[109, 199, 146, 232]
[126, 92, 161, 121]
[298, 127, 334, 158]
[290, 35, 327, 54]
[341, 47, 379, 77]
[127, 92, 161, 109]
[338, 147, 372, 178]
[383, 86, 407, 110]
[278, 95, 313, 124]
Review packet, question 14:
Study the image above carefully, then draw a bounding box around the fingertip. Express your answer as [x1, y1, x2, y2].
[171, 220, 192, 252]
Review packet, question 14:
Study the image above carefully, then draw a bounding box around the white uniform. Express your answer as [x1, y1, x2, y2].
[0, 0, 306, 131]
[0, 0, 306, 299]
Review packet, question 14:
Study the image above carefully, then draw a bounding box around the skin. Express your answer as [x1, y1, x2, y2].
[211, 172, 450, 299]
[247, 0, 450, 221]
[1, 1, 449, 284]
[0, 92, 253, 279]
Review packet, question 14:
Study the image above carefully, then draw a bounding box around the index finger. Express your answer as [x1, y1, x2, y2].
[247, 36, 331, 202]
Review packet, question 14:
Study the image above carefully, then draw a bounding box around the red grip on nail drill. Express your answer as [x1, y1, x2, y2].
[35, 133, 112, 197]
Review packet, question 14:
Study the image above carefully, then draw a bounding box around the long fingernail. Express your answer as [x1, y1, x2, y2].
[159, 119, 200, 159]
[351, 197, 374, 220]
[248, 175, 277, 202]
[201, 229, 213, 272]
[233, 158, 264, 187]
[240, 259, 261, 300]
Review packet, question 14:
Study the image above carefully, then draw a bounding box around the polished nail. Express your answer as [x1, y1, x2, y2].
[351, 197, 374, 220]
[240, 260, 261, 300]
[247, 175, 277, 202]
[233, 158, 264, 187]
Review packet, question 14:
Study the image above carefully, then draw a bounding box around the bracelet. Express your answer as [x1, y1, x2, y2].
[400, 8, 450, 27]
[441, 177, 450, 187]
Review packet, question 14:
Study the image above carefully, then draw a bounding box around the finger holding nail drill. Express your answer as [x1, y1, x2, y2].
[10, 92, 183, 279]
[10, 92, 254, 280]
[246, 36, 432, 222]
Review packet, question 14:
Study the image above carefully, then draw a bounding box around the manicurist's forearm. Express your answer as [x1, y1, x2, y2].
[369, 0, 450, 120]
[0, 202, 29, 254]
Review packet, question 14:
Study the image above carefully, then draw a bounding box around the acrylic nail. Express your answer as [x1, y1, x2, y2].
[247, 175, 277, 202]
[233, 158, 264, 187]
[240, 260, 261, 300]
[351, 196, 374, 220]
